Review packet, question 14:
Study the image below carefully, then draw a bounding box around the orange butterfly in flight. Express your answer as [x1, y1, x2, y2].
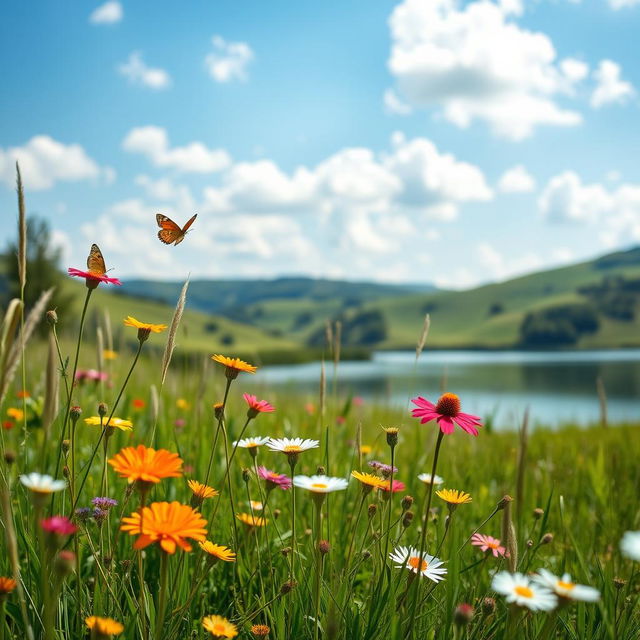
[156, 213, 198, 246]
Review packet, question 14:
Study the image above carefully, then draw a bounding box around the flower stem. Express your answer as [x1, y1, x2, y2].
[138, 490, 148, 640]
[383, 445, 396, 573]
[155, 551, 169, 640]
[203, 378, 232, 489]
[313, 495, 325, 640]
[288, 456, 298, 583]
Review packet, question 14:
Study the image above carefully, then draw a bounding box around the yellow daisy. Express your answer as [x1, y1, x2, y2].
[202, 615, 238, 638]
[236, 513, 268, 528]
[188, 480, 219, 500]
[436, 488, 472, 507]
[211, 354, 257, 379]
[84, 416, 133, 432]
[199, 540, 236, 562]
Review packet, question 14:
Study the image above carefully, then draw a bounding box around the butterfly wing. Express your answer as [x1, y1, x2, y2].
[172, 213, 198, 246]
[156, 214, 183, 245]
[87, 244, 107, 276]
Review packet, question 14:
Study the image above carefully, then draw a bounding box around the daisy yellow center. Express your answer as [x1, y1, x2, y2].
[408, 556, 428, 571]
[246, 443, 259, 448]
[311, 483, 327, 489]
[514, 585, 533, 598]
[557, 580, 575, 590]
[435, 393, 461, 417]
[214, 623, 226, 633]
[283, 445, 302, 453]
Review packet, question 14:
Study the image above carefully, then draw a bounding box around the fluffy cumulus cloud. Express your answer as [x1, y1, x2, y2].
[477, 242, 542, 281]
[539, 171, 640, 245]
[387, 0, 586, 140]
[89, 1, 122, 25]
[118, 52, 171, 90]
[205, 36, 254, 83]
[122, 126, 231, 173]
[590, 60, 635, 108]
[0, 135, 110, 190]
[498, 165, 536, 193]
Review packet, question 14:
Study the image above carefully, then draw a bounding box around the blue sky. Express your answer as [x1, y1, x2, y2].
[1, 0, 639, 288]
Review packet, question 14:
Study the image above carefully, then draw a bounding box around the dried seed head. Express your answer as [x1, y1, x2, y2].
[367, 504, 377, 519]
[98, 402, 108, 418]
[280, 580, 297, 595]
[526, 539, 534, 548]
[401, 495, 414, 511]
[533, 507, 544, 520]
[69, 406, 82, 422]
[541, 532, 554, 545]
[613, 577, 627, 590]
[402, 511, 414, 528]
[273, 508, 281, 520]
[63, 466, 70, 479]
[481, 597, 496, 615]
[280, 547, 291, 557]
[251, 625, 271, 637]
[46, 310, 58, 326]
[497, 495, 513, 510]
[242, 468, 251, 483]
[361, 550, 371, 560]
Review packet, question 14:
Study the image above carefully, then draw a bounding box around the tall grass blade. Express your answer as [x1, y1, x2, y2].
[161, 278, 189, 386]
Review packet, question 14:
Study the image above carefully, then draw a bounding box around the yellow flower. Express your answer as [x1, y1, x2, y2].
[6, 408, 24, 421]
[202, 615, 238, 638]
[84, 416, 133, 432]
[102, 349, 118, 360]
[187, 480, 219, 500]
[436, 488, 472, 506]
[211, 354, 257, 379]
[351, 470, 386, 492]
[176, 398, 190, 410]
[85, 616, 124, 636]
[199, 540, 236, 562]
[123, 316, 167, 333]
[360, 445, 373, 455]
[236, 513, 268, 527]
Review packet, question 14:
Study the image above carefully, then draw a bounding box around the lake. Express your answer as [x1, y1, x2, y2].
[247, 350, 640, 429]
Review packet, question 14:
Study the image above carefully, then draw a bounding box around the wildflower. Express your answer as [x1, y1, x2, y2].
[233, 436, 270, 449]
[85, 616, 124, 637]
[211, 354, 257, 379]
[257, 466, 292, 490]
[199, 541, 236, 563]
[75, 507, 93, 522]
[304, 403, 315, 415]
[351, 471, 386, 493]
[249, 500, 264, 511]
[243, 393, 275, 417]
[2, 421, 13, 430]
[0, 577, 17, 598]
[418, 473, 444, 486]
[534, 569, 600, 602]
[411, 393, 482, 436]
[84, 416, 133, 432]
[120, 501, 207, 554]
[188, 480, 219, 506]
[237, 513, 268, 528]
[91, 497, 118, 511]
[471, 533, 507, 558]
[16, 390, 30, 399]
[213, 402, 224, 418]
[41, 516, 78, 536]
[389, 546, 447, 583]
[132, 398, 146, 410]
[108, 445, 183, 487]
[20, 472, 66, 494]
[75, 369, 108, 383]
[251, 625, 270, 637]
[383, 426, 399, 447]
[620, 531, 640, 561]
[54, 550, 76, 578]
[360, 445, 372, 455]
[174, 418, 186, 429]
[378, 479, 406, 493]
[103, 349, 118, 360]
[6, 408, 24, 421]
[68, 269, 121, 287]
[454, 603, 474, 627]
[124, 316, 167, 343]
[176, 398, 190, 410]
[202, 615, 238, 638]
[368, 460, 398, 477]
[93, 509, 109, 526]
[267, 437, 319, 456]
[293, 475, 349, 494]
[492, 572, 557, 611]
[436, 489, 472, 508]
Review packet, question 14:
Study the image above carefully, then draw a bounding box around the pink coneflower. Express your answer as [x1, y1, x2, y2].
[378, 479, 406, 493]
[257, 466, 292, 490]
[471, 533, 506, 558]
[411, 393, 482, 436]
[41, 516, 78, 536]
[68, 268, 121, 286]
[243, 394, 275, 417]
[75, 369, 108, 383]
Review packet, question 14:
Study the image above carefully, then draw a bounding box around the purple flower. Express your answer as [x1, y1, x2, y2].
[257, 466, 292, 490]
[91, 496, 118, 511]
[75, 507, 92, 522]
[92, 508, 108, 525]
[368, 460, 398, 477]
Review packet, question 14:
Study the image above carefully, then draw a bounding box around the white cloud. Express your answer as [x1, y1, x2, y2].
[539, 171, 640, 245]
[498, 165, 536, 193]
[122, 126, 231, 173]
[383, 88, 412, 115]
[119, 52, 171, 90]
[0, 135, 106, 190]
[387, 0, 584, 140]
[477, 242, 542, 280]
[608, 0, 640, 9]
[205, 36, 254, 83]
[591, 60, 634, 108]
[89, 1, 122, 25]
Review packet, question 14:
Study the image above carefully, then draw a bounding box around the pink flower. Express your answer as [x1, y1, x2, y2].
[75, 369, 108, 383]
[257, 466, 292, 490]
[471, 533, 506, 558]
[41, 516, 78, 536]
[411, 393, 482, 436]
[379, 479, 406, 493]
[68, 268, 122, 286]
[244, 394, 275, 416]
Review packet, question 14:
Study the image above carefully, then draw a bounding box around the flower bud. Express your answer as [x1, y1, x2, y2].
[361, 550, 371, 560]
[454, 603, 474, 627]
[242, 468, 251, 483]
[280, 580, 296, 595]
[98, 402, 108, 418]
[214, 402, 224, 419]
[526, 539, 534, 548]
[367, 504, 377, 519]
[273, 508, 281, 520]
[3, 450, 16, 465]
[497, 495, 513, 511]
[319, 540, 330, 555]
[316, 465, 325, 475]
[401, 495, 414, 511]
[281, 546, 291, 557]
[541, 532, 554, 545]
[402, 511, 414, 528]
[533, 507, 544, 520]
[384, 427, 399, 448]
[46, 310, 58, 326]
[62, 439, 70, 456]
[70, 406, 82, 422]
[63, 466, 70, 479]
[481, 597, 496, 615]
[613, 577, 626, 590]
[54, 550, 75, 578]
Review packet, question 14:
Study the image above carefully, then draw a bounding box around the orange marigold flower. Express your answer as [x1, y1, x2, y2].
[108, 445, 183, 485]
[85, 616, 124, 636]
[199, 540, 236, 562]
[211, 354, 257, 379]
[236, 513, 268, 527]
[251, 624, 271, 637]
[0, 577, 17, 595]
[203, 615, 238, 638]
[120, 501, 207, 554]
[6, 408, 24, 421]
[188, 480, 219, 500]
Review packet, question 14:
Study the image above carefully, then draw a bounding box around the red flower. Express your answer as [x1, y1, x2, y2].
[411, 393, 482, 436]
[68, 268, 122, 286]
[41, 516, 78, 536]
[2, 421, 14, 430]
[243, 394, 275, 416]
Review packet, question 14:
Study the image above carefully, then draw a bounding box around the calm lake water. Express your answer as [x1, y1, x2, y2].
[247, 350, 640, 429]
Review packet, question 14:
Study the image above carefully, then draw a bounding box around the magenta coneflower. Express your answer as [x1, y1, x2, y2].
[75, 369, 108, 383]
[41, 516, 78, 536]
[411, 393, 482, 436]
[378, 479, 406, 493]
[68, 268, 121, 286]
[257, 466, 292, 490]
[243, 394, 275, 417]
[471, 533, 507, 558]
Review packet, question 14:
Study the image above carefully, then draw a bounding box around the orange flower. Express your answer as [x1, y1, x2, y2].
[123, 316, 167, 333]
[211, 354, 257, 379]
[236, 513, 267, 527]
[188, 480, 219, 500]
[251, 625, 270, 637]
[108, 445, 183, 485]
[203, 615, 238, 638]
[199, 540, 236, 562]
[85, 616, 124, 636]
[0, 577, 16, 595]
[120, 501, 207, 554]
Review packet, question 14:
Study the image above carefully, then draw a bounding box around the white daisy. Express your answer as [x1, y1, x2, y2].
[492, 571, 558, 611]
[267, 437, 320, 454]
[20, 472, 66, 494]
[293, 475, 348, 493]
[232, 436, 270, 449]
[389, 545, 447, 583]
[533, 569, 600, 602]
[418, 473, 444, 486]
[620, 531, 640, 561]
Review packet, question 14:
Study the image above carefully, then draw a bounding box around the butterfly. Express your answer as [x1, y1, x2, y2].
[87, 244, 107, 276]
[156, 213, 198, 246]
